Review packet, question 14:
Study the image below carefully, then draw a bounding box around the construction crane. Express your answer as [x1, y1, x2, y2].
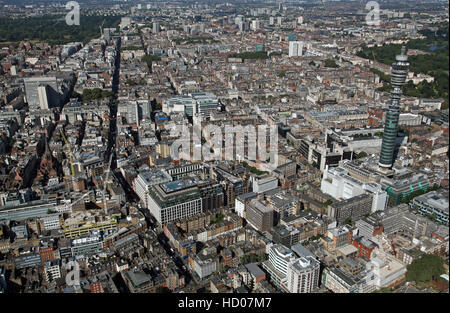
[60, 129, 75, 176]
[64, 190, 94, 212]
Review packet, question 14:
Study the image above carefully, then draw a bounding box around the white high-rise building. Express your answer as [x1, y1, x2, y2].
[286, 257, 320, 293]
[269, 16, 275, 25]
[147, 178, 203, 225]
[44, 262, 61, 282]
[134, 169, 172, 208]
[297, 16, 304, 24]
[251, 19, 260, 30]
[277, 16, 282, 25]
[126, 100, 152, 126]
[10, 65, 17, 76]
[153, 22, 160, 33]
[37, 85, 49, 110]
[268, 244, 295, 274]
[238, 21, 248, 32]
[263, 242, 320, 292]
[24, 76, 59, 110]
[288, 41, 303, 57]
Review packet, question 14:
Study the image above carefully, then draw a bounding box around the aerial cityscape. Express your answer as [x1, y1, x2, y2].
[0, 0, 448, 299]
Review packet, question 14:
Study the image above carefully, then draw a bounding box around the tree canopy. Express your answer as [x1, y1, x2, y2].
[121, 46, 143, 51]
[358, 23, 449, 109]
[356, 151, 368, 159]
[406, 254, 445, 283]
[0, 15, 121, 45]
[126, 78, 146, 86]
[229, 51, 268, 60]
[210, 213, 225, 225]
[82, 88, 113, 101]
[172, 36, 219, 45]
[240, 253, 267, 265]
[324, 59, 339, 68]
[142, 54, 161, 68]
[241, 161, 268, 175]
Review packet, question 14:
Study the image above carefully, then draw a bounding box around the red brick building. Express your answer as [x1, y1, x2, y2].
[90, 282, 104, 293]
[39, 247, 55, 263]
[352, 237, 377, 259]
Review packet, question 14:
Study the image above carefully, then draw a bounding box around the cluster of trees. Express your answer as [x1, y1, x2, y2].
[172, 36, 219, 45]
[310, 234, 323, 241]
[210, 213, 225, 225]
[142, 54, 161, 67]
[358, 44, 401, 65]
[356, 151, 368, 159]
[358, 23, 449, 109]
[219, 264, 230, 274]
[153, 102, 162, 111]
[372, 66, 447, 108]
[359, 28, 448, 71]
[353, 132, 375, 139]
[0, 15, 121, 45]
[269, 51, 283, 57]
[402, 79, 441, 99]
[241, 161, 268, 175]
[82, 88, 113, 101]
[406, 254, 445, 283]
[229, 51, 268, 60]
[0, 54, 5, 74]
[324, 59, 339, 68]
[155, 287, 170, 293]
[240, 253, 267, 265]
[370, 68, 390, 83]
[302, 234, 323, 246]
[398, 127, 410, 137]
[121, 46, 143, 51]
